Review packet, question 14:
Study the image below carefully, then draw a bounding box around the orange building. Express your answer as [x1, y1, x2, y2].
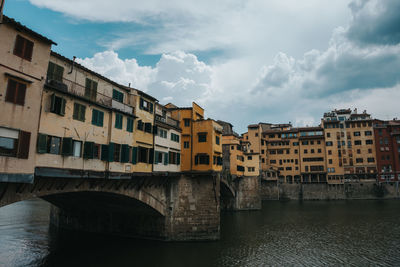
[166, 102, 222, 172]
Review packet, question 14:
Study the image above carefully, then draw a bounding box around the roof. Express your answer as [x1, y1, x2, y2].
[2, 15, 57, 45]
[136, 89, 158, 102]
[51, 51, 131, 93]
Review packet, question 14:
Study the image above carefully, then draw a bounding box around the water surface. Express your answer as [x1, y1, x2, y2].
[0, 199, 399, 266]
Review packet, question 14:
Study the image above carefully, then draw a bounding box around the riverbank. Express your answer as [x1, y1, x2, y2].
[261, 180, 400, 201]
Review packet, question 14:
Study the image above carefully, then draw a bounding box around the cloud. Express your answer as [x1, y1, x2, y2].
[71, 0, 400, 133]
[347, 0, 400, 45]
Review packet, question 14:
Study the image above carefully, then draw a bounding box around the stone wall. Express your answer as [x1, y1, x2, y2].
[166, 173, 220, 241]
[261, 180, 400, 200]
[235, 176, 261, 210]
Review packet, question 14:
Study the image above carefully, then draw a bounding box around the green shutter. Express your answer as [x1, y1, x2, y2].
[132, 146, 137, 164]
[55, 65, 64, 81]
[61, 137, 73, 156]
[108, 143, 114, 162]
[101, 144, 109, 161]
[92, 109, 97, 125]
[73, 103, 79, 120]
[37, 133, 47, 154]
[60, 98, 66, 116]
[47, 62, 55, 80]
[149, 148, 154, 164]
[121, 144, 129, 163]
[50, 93, 56, 113]
[99, 111, 104, 126]
[83, 141, 94, 159]
[177, 153, 180, 165]
[140, 98, 144, 109]
[164, 152, 168, 165]
[80, 105, 86, 122]
[149, 103, 153, 113]
[85, 78, 91, 98]
[195, 155, 199, 165]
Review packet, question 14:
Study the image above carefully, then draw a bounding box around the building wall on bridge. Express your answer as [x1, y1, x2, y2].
[0, 17, 53, 182]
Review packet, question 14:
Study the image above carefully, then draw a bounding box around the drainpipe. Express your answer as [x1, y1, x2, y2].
[68, 56, 76, 74]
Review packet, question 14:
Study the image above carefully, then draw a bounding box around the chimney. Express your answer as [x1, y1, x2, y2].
[0, 0, 5, 23]
[354, 108, 357, 114]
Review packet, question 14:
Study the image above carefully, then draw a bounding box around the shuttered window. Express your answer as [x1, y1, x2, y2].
[50, 94, 66, 116]
[47, 62, 64, 82]
[115, 113, 123, 129]
[121, 144, 130, 163]
[101, 144, 109, 161]
[139, 97, 153, 113]
[5, 78, 27, 106]
[131, 147, 137, 164]
[37, 133, 48, 154]
[137, 120, 144, 131]
[83, 141, 94, 159]
[92, 109, 104, 127]
[61, 137, 73, 156]
[73, 103, 86, 122]
[13, 35, 34, 61]
[112, 89, 124, 103]
[127, 117, 134, 132]
[84, 78, 97, 101]
[16, 131, 31, 159]
[144, 122, 152, 133]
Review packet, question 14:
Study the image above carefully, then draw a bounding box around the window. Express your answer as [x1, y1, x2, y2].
[354, 140, 362, 145]
[145, 122, 152, 133]
[137, 120, 144, 131]
[0, 128, 20, 157]
[155, 151, 164, 164]
[85, 78, 97, 101]
[302, 141, 309, 145]
[5, 78, 27, 106]
[216, 136, 220, 145]
[139, 97, 153, 113]
[326, 141, 333, 146]
[328, 150, 332, 155]
[47, 62, 64, 82]
[328, 159, 333, 164]
[311, 149, 315, 154]
[13, 35, 33, 61]
[138, 146, 150, 163]
[158, 128, 167, 138]
[184, 119, 190, 127]
[184, 141, 190, 149]
[318, 149, 322, 153]
[255, 133, 258, 137]
[73, 140, 82, 157]
[169, 151, 181, 165]
[93, 144, 101, 159]
[198, 133, 207, 142]
[47, 136, 61, 154]
[365, 131, 372, 136]
[115, 113, 123, 129]
[73, 103, 86, 122]
[326, 133, 331, 138]
[171, 133, 180, 142]
[367, 158, 375, 163]
[92, 109, 104, 127]
[112, 89, 124, 103]
[356, 158, 363, 163]
[195, 154, 210, 165]
[354, 132, 361, 136]
[127, 117, 134, 132]
[114, 144, 121, 162]
[304, 149, 308, 154]
[49, 94, 66, 116]
[247, 156, 252, 160]
[270, 160, 276, 164]
[248, 167, 255, 172]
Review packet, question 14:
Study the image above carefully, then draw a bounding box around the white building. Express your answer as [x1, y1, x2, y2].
[153, 103, 181, 172]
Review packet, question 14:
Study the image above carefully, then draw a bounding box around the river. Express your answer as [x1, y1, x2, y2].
[0, 199, 399, 266]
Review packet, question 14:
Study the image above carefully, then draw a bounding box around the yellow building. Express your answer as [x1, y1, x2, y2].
[0, 16, 55, 183]
[167, 102, 222, 172]
[322, 108, 377, 184]
[35, 51, 155, 177]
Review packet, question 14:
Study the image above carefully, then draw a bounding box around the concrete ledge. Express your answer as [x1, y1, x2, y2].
[0, 173, 34, 183]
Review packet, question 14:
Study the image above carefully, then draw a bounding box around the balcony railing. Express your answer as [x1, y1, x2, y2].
[155, 114, 179, 128]
[46, 76, 133, 114]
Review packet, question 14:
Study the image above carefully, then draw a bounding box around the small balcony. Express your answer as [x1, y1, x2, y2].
[155, 114, 179, 128]
[46, 76, 133, 114]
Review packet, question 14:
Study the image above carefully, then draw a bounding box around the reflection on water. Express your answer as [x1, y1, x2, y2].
[1, 199, 400, 266]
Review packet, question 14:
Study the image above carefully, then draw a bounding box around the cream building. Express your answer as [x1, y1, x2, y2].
[0, 16, 55, 183]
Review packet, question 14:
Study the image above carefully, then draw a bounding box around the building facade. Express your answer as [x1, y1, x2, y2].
[153, 103, 181, 172]
[374, 120, 400, 182]
[0, 16, 55, 183]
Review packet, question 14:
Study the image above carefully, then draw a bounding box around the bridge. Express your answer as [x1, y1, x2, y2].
[0, 167, 261, 241]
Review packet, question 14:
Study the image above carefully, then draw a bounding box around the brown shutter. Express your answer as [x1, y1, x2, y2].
[17, 131, 31, 159]
[24, 39, 34, 61]
[13, 35, 24, 57]
[5, 79, 17, 103]
[16, 83, 27, 106]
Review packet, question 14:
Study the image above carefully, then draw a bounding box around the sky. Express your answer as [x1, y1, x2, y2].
[4, 0, 400, 133]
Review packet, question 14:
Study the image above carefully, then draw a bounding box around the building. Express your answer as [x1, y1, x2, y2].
[0, 16, 56, 183]
[322, 108, 377, 184]
[36, 51, 138, 176]
[166, 102, 223, 172]
[153, 103, 181, 172]
[373, 119, 400, 182]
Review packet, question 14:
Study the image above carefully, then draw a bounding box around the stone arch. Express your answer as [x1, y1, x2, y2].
[0, 177, 166, 216]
